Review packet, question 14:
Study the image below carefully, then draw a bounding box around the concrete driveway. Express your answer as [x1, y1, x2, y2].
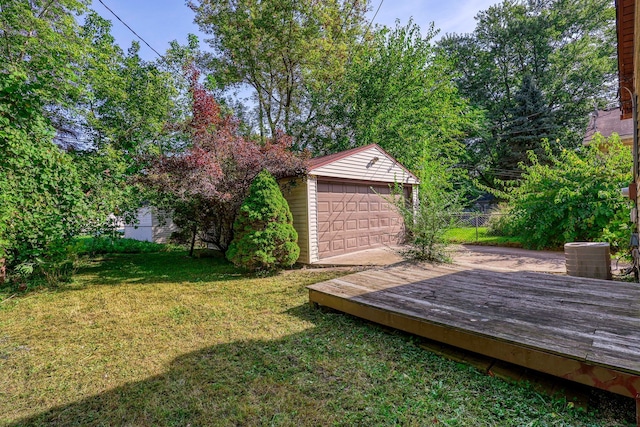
[312, 244, 629, 275]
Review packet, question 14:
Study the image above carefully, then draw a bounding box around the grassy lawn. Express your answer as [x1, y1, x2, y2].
[0, 250, 634, 426]
[445, 227, 524, 246]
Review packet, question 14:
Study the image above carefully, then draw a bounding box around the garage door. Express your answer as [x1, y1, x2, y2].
[317, 180, 404, 259]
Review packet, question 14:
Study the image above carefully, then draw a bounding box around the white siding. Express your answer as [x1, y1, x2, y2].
[124, 207, 178, 243]
[124, 225, 153, 242]
[307, 176, 319, 263]
[151, 210, 178, 243]
[124, 208, 153, 241]
[281, 178, 310, 263]
[312, 146, 418, 184]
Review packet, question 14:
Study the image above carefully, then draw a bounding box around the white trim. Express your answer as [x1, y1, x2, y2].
[308, 175, 319, 263]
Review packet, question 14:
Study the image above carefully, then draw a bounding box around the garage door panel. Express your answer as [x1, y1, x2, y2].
[318, 201, 330, 213]
[318, 182, 331, 192]
[317, 181, 404, 258]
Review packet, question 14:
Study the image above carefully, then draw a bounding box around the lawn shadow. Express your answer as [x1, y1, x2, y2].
[9, 302, 636, 426]
[8, 306, 390, 426]
[73, 251, 249, 287]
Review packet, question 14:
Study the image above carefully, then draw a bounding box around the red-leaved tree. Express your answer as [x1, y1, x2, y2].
[144, 66, 307, 253]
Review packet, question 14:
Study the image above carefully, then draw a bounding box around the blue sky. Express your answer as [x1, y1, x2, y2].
[91, 0, 499, 61]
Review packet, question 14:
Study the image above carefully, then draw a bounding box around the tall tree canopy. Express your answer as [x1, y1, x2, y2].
[439, 0, 616, 183]
[303, 20, 478, 174]
[0, 1, 181, 281]
[188, 0, 369, 143]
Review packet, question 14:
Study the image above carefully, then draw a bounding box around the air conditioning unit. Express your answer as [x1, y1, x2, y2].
[564, 242, 611, 280]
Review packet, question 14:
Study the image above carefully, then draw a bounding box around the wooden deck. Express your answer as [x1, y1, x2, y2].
[308, 263, 640, 423]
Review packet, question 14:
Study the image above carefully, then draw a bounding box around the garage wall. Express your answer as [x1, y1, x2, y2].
[311, 146, 417, 185]
[124, 207, 178, 244]
[151, 212, 178, 244]
[124, 208, 153, 242]
[281, 178, 311, 263]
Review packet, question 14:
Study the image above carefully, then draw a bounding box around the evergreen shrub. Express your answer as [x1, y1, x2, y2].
[226, 170, 299, 271]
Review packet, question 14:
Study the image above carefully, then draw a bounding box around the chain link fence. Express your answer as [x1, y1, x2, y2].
[452, 212, 507, 242]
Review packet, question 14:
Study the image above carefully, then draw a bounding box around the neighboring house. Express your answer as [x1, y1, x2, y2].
[124, 207, 178, 243]
[281, 144, 419, 264]
[582, 108, 634, 146]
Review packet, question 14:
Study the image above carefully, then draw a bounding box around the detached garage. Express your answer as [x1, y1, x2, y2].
[282, 144, 419, 264]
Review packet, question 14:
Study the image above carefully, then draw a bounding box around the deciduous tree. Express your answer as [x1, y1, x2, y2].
[439, 0, 616, 185]
[492, 135, 631, 250]
[303, 20, 478, 175]
[143, 67, 307, 252]
[188, 0, 368, 143]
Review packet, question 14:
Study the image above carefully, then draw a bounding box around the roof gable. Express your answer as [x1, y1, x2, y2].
[583, 109, 634, 144]
[309, 144, 419, 184]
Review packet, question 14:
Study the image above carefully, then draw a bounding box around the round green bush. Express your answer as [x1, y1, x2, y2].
[226, 170, 300, 271]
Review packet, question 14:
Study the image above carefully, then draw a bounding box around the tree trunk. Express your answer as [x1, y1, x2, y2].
[189, 225, 197, 257]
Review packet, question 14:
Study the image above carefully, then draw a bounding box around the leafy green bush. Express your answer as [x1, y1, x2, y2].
[1, 79, 88, 285]
[493, 135, 631, 250]
[485, 205, 512, 236]
[226, 170, 299, 271]
[393, 161, 462, 262]
[78, 236, 168, 255]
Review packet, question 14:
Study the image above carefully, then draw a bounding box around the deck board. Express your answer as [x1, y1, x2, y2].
[308, 263, 640, 400]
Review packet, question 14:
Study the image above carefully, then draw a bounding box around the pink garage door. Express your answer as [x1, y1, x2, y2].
[316, 180, 404, 259]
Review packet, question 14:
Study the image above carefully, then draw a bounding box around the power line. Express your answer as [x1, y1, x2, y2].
[365, 0, 385, 35]
[96, 0, 165, 61]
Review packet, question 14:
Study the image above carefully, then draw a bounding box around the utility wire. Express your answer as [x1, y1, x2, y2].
[96, 0, 165, 61]
[365, 0, 385, 35]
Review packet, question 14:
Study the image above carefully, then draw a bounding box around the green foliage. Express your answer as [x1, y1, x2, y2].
[394, 161, 462, 262]
[0, 4, 183, 286]
[81, 13, 180, 157]
[0, 0, 90, 109]
[0, 72, 87, 284]
[306, 20, 477, 175]
[77, 236, 168, 255]
[439, 0, 616, 186]
[494, 135, 631, 250]
[226, 170, 299, 271]
[497, 75, 560, 177]
[189, 0, 367, 141]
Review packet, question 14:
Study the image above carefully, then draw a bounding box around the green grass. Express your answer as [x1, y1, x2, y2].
[0, 251, 634, 426]
[445, 227, 524, 246]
